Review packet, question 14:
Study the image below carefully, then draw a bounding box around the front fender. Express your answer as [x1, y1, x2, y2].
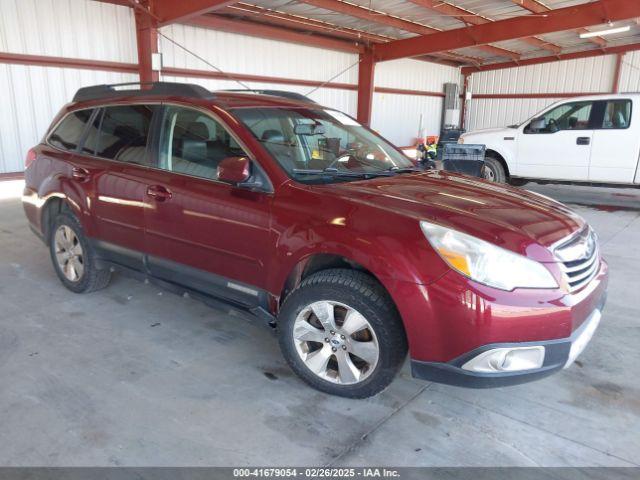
[482, 142, 517, 175]
[266, 219, 449, 300]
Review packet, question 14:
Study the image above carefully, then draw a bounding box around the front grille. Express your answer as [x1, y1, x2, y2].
[555, 228, 600, 293]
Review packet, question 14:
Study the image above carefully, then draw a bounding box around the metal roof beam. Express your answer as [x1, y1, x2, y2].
[407, 0, 561, 54]
[374, 0, 640, 61]
[152, 0, 240, 26]
[461, 41, 640, 74]
[185, 15, 363, 53]
[511, 0, 607, 47]
[296, 0, 520, 60]
[221, 3, 391, 43]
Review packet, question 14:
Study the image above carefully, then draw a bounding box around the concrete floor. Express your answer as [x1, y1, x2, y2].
[0, 181, 639, 467]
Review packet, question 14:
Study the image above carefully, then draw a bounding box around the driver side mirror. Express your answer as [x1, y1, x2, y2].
[529, 116, 547, 132]
[217, 156, 252, 185]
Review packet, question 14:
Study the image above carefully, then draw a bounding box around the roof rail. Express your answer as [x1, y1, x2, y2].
[220, 89, 317, 104]
[72, 82, 215, 103]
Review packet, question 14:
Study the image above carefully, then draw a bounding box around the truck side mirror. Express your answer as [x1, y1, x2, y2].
[529, 117, 547, 131]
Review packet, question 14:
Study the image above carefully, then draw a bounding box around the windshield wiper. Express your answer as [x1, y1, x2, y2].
[386, 166, 422, 174]
[292, 168, 395, 178]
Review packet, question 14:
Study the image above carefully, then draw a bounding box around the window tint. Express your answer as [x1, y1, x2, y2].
[601, 100, 631, 129]
[48, 109, 94, 151]
[527, 101, 593, 133]
[158, 106, 247, 180]
[94, 105, 154, 164]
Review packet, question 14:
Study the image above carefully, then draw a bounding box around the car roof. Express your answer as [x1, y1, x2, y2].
[555, 92, 640, 102]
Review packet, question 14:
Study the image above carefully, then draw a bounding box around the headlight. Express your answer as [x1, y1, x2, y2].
[420, 221, 558, 290]
[457, 136, 465, 144]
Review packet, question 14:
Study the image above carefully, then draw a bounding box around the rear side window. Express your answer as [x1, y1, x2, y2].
[601, 100, 631, 129]
[48, 109, 94, 151]
[94, 105, 154, 164]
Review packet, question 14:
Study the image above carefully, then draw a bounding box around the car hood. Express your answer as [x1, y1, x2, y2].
[462, 127, 514, 138]
[326, 171, 584, 262]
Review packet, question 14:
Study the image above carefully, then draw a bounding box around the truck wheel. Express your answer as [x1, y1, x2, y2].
[482, 155, 507, 183]
[278, 269, 408, 398]
[49, 212, 111, 293]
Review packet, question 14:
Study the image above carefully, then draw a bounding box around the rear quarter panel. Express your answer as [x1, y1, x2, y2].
[23, 144, 95, 239]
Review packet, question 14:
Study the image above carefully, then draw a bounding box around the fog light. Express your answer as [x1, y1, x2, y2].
[462, 346, 545, 373]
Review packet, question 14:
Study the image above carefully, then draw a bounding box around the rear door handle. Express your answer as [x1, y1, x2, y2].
[146, 185, 172, 202]
[577, 137, 591, 145]
[71, 166, 90, 181]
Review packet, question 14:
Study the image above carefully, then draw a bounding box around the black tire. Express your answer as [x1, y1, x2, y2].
[278, 269, 408, 398]
[49, 211, 111, 293]
[482, 155, 507, 183]
[509, 178, 529, 187]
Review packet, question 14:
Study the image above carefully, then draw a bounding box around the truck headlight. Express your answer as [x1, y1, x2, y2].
[457, 136, 465, 144]
[420, 221, 558, 290]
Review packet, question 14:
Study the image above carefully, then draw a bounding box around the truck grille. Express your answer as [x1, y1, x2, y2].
[555, 227, 600, 293]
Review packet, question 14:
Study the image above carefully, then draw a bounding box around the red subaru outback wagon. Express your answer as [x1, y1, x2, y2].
[23, 82, 608, 398]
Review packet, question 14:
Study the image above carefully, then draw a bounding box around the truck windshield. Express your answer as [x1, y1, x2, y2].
[232, 107, 415, 183]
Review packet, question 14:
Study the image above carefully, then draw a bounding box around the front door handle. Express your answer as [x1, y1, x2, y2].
[146, 185, 172, 202]
[71, 166, 90, 181]
[577, 137, 591, 145]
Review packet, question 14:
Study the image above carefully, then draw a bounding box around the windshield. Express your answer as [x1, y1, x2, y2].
[232, 107, 415, 183]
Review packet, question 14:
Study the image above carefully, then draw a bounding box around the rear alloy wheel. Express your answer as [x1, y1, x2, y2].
[49, 212, 111, 293]
[54, 225, 85, 282]
[278, 269, 407, 398]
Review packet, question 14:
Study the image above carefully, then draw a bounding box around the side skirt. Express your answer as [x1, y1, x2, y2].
[90, 240, 276, 327]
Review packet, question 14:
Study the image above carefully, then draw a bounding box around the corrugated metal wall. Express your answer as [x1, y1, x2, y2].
[0, 66, 137, 174]
[159, 25, 460, 146]
[2, 0, 638, 173]
[0, 0, 136, 62]
[373, 59, 460, 145]
[618, 50, 640, 92]
[467, 55, 617, 131]
[470, 56, 616, 95]
[0, 1, 459, 173]
[0, 0, 138, 173]
[158, 23, 360, 128]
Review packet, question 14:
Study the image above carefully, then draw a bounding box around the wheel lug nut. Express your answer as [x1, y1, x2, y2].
[324, 338, 329, 342]
[332, 347, 337, 352]
[342, 345, 347, 350]
[330, 330, 335, 335]
[340, 334, 345, 339]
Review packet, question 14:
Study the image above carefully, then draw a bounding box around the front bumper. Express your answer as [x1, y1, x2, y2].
[411, 293, 605, 388]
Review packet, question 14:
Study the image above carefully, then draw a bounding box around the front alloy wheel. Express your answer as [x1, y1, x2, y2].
[293, 301, 379, 385]
[278, 269, 407, 398]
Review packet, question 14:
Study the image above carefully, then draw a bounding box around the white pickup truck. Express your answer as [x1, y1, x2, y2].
[459, 93, 640, 186]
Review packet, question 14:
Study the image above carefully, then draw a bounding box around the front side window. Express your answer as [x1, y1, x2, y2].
[48, 109, 94, 151]
[601, 100, 631, 129]
[526, 101, 593, 133]
[93, 105, 154, 164]
[233, 107, 414, 183]
[158, 106, 247, 181]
